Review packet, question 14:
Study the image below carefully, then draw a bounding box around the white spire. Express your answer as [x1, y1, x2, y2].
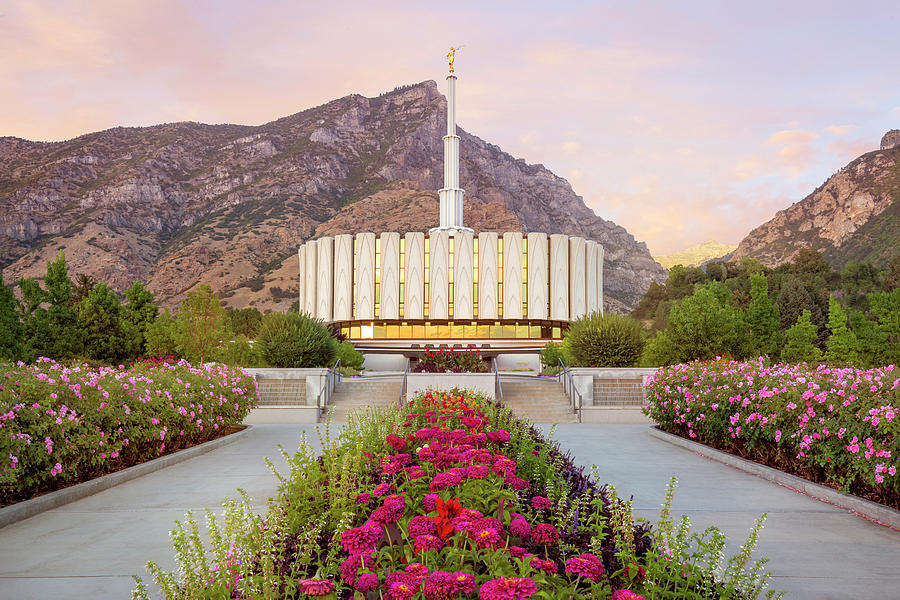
[431, 64, 472, 236]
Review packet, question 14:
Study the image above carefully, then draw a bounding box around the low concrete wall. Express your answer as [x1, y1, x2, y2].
[244, 368, 331, 407]
[568, 367, 657, 407]
[362, 354, 408, 371]
[406, 373, 496, 401]
[580, 407, 652, 424]
[243, 406, 320, 424]
[495, 353, 541, 372]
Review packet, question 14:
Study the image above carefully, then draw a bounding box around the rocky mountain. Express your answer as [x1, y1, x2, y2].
[654, 241, 736, 269]
[0, 80, 665, 313]
[732, 138, 900, 269]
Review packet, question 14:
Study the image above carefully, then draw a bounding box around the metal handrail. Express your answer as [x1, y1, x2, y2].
[399, 357, 410, 405]
[557, 358, 583, 423]
[492, 357, 503, 400]
[316, 358, 342, 416]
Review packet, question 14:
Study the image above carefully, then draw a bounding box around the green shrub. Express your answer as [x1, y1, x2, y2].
[640, 330, 680, 367]
[540, 341, 565, 371]
[255, 311, 336, 368]
[335, 340, 364, 371]
[563, 311, 645, 368]
[209, 335, 266, 368]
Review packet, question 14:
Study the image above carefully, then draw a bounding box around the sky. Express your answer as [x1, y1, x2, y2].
[2, 0, 899, 255]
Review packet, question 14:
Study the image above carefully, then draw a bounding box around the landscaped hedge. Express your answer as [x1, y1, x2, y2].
[0, 358, 257, 505]
[644, 358, 899, 509]
[136, 387, 781, 600]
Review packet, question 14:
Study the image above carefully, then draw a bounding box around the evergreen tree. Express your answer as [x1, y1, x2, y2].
[883, 254, 900, 292]
[175, 285, 228, 365]
[745, 272, 781, 358]
[0, 272, 24, 362]
[848, 308, 886, 368]
[22, 252, 84, 361]
[825, 295, 859, 364]
[777, 277, 826, 344]
[122, 282, 159, 354]
[77, 283, 142, 364]
[868, 289, 900, 366]
[781, 310, 823, 364]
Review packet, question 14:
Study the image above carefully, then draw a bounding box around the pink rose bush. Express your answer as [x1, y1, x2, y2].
[1, 357, 256, 504]
[137, 387, 780, 600]
[645, 358, 899, 508]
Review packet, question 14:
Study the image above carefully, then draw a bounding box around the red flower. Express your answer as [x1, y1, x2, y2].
[433, 497, 463, 540]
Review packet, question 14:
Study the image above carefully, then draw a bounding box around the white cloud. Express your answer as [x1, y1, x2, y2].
[824, 125, 855, 135]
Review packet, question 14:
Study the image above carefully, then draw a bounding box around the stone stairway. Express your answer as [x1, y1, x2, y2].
[326, 377, 403, 422]
[497, 376, 579, 423]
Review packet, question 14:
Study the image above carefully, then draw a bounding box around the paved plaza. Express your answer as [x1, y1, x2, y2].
[1, 424, 898, 599]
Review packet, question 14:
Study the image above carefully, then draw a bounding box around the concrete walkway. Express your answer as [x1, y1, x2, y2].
[0, 425, 324, 600]
[542, 424, 900, 599]
[1, 424, 898, 599]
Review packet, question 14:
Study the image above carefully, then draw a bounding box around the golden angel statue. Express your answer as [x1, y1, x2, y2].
[446, 46, 463, 73]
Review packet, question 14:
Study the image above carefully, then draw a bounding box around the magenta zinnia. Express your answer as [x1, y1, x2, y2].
[564, 552, 605, 582]
[478, 576, 538, 600]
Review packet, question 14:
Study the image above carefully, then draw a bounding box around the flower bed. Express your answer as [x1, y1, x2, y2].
[644, 358, 899, 509]
[136, 388, 780, 600]
[1, 358, 256, 505]
[413, 347, 489, 373]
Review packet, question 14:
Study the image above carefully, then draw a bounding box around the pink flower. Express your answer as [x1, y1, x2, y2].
[530, 496, 552, 510]
[50, 462, 62, 476]
[478, 576, 537, 600]
[611, 590, 647, 600]
[530, 523, 559, 546]
[297, 578, 334, 596]
[564, 552, 605, 582]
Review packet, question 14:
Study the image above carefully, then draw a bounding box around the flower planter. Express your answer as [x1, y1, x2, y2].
[405, 372, 495, 401]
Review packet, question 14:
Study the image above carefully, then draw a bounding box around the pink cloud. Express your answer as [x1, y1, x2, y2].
[766, 129, 818, 145]
[824, 125, 855, 135]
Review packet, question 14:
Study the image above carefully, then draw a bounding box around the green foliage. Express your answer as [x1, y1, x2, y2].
[640, 329, 680, 367]
[0, 272, 23, 362]
[780, 310, 823, 364]
[563, 311, 645, 368]
[884, 254, 900, 291]
[630, 281, 666, 320]
[255, 311, 336, 368]
[825, 295, 859, 364]
[745, 273, 782, 358]
[334, 339, 364, 371]
[540, 341, 566, 372]
[225, 307, 263, 338]
[665, 282, 747, 363]
[776, 278, 826, 343]
[20, 252, 84, 361]
[840, 261, 881, 310]
[76, 282, 142, 364]
[175, 285, 228, 365]
[868, 289, 900, 366]
[145, 309, 181, 358]
[122, 282, 159, 354]
[705, 260, 727, 282]
[209, 336, 266, 368]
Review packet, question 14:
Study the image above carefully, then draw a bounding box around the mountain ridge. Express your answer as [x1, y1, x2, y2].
[732, 144, 900, 269]
[0, 80, 666, 313]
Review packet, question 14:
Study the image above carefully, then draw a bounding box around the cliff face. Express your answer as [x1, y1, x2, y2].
[0, 80, 665, 312]
[732, 145, 900, 269]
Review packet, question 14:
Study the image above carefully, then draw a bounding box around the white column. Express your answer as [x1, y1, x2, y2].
[478, 232, 498, 319]
[550, 234, 569, 320]
[316, 237, 334, 322]
[404, 232, 425, 319]
[453, 230, 474, 319]
[527, 232, 548, 319]
[355, 233, 375, 319]
[333, 234, 353, 321]
[585, 240, 599, 315]
[597, 244, 605, 315]
[297, 245, 306, 314]
[569, 237, 586, 320]
[304, 240, 317, 316]
[380, 232, 400, 319]
[502, 232, 523, 319]
[429, 230, 450, 319]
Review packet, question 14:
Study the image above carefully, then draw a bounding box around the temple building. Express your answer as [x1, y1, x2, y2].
[297, 62, 604, 353]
